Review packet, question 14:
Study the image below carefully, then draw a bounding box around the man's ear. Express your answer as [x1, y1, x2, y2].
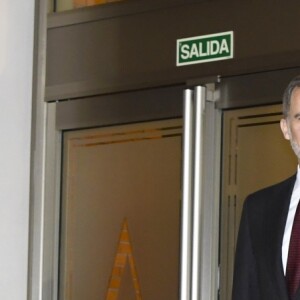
[280, 118, 291, 140]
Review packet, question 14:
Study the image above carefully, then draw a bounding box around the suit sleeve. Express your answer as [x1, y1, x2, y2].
[232, 198, 260, 300]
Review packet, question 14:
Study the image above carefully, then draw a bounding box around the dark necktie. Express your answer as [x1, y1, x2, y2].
[287, 200, 300, 298]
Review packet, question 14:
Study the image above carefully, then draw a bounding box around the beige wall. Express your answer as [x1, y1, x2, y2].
[0, 1, 35, 299]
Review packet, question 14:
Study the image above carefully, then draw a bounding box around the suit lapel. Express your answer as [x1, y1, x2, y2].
[266, 175, 296, 300]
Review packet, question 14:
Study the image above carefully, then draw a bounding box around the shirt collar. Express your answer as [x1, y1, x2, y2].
[293, 165, 300, 197]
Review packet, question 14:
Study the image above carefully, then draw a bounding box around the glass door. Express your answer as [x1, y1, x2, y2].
[220, 104, 297, 299]
[60, 119, 182, 299]
[52, 84, 220, 300]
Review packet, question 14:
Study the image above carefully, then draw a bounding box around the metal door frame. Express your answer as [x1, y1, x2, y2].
[29, 80, 222, 299]
[29, 2, 300, 299]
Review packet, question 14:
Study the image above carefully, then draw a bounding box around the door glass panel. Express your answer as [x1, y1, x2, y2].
[220, 104, 297, 299]
[60, 119, 182, 299]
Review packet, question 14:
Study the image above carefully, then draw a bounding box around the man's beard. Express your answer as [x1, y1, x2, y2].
[290, 138, 300, 160]
[287, 125, 300, 159]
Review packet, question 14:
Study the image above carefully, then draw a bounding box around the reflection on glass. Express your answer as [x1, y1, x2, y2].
[74, 0, 120, 8]
[48, 0, 54, 13]
[51, 0, 122, 12]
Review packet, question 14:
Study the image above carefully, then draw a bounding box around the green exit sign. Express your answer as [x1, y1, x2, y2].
[176, 31, 234, 66]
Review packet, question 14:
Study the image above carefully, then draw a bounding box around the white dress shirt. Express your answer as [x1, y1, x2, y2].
[282, 166, 300, 274]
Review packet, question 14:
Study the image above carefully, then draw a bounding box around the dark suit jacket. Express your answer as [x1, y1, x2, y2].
[232, 174, 300, 300]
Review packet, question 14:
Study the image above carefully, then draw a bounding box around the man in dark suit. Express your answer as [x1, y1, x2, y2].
[232, 76, 300, 300]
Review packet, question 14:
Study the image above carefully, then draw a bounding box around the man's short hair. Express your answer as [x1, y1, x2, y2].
[283, 75, 300, 118]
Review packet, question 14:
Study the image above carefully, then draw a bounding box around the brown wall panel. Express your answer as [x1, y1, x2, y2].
[46, 0, 300, 100]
